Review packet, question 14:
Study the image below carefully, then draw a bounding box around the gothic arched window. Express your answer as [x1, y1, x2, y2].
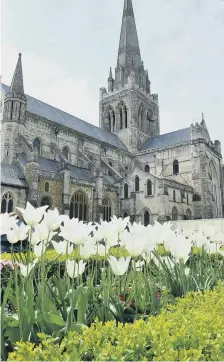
[70, 191, 88, 221]
[45, 182, 50, 193]
[1, 192, 14, 213]
[173, 190, 176, 202]
[135, 176, 140, 192]
[147, 180, 152, 196]
[124, 184, 129, 199]
[33, 138, 41, 156]
[186, 209, 192, 220]
[40, 196, 52, 210]
[172, 207, 178, 221]
[123, 211, 128, 218]
[173, 160, 179, 175]
[145, 164, 150, 173]
[62, 147, 69, 160]
[120, 108, 123, 130]
[110, 110, 115, 132]
[144, 210, 150, 226]
[103, 198, 112, 222]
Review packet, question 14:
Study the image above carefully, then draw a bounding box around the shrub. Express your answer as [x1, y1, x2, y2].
[8, 283, 224, 361]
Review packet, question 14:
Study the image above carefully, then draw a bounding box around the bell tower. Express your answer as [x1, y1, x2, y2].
[99, 0, 160, 153]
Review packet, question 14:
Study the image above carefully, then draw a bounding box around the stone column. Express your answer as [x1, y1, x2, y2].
[95, 171, 103, 222]
[62, 170, 71, 215]
[25, 158, 40, 207]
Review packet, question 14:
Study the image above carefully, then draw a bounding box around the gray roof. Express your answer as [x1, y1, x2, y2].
[1, 162, 28, 188]
[140, 128, 191, 151]
[1, 84, 127, 151]
[18, 154, 115, 185]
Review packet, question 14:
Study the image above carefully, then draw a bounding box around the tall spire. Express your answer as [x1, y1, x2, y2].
[10, 53, 24, 94]
[117, 0, 141, 70]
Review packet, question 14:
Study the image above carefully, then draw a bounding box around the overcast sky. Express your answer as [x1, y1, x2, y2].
[1, 0, 224, 152]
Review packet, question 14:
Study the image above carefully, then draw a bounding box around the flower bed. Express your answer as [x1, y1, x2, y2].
[1, 203, 224, 360]
[8, 284, 224, 361]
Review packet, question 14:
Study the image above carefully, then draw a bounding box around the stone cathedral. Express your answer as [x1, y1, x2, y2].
[1, 0, 223, 224]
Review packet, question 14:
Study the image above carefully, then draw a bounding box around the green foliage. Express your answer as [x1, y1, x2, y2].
[8, 284, 224, 361]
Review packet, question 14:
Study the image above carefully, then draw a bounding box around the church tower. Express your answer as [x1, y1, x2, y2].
[1, 53, 27, 163]
[99, 0, 160, 153]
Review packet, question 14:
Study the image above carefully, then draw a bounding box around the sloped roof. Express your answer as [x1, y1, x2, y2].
[140, 128, 191, 151]
[1, 84, 127, 151]
[1, 162, 28, 188]
[18, 154, 115, 185]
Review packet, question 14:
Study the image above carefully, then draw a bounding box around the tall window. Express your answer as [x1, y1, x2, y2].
[144, 210, 150, 226]
[187, 193, 189, 204]
[173, 190, 176, 202]
[41, 196, 52, 210]
[147, 180, 152, 196]
[172, 207, 178, 221]
[33, 138, 41, 156]
[173, 160, 179, 175]
[118, 104, 127, 130]
[124, 107, 127, 128]
[135, 176, 140, 192]
[108, 162, 113, 177]
[1, 192, 14, 213]
[62, 147, 69, 160]
[145, 164, 150, 173]
[45, 182, 50, 192]
[70, 192, 88, 221]
[120, 108, 123, 130]
[186, 209, 192, 220]
[103, 198, 112, 222]
[124, 184, 129, 199]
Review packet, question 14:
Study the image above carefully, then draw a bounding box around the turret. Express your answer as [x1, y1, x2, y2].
[1, 53, 27, 162]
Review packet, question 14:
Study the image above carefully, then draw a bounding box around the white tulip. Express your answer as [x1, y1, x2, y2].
[52, 240, 73, 255]
[33, 242, 47, 258]
[108, 256, 131, 276]
[0, 213, 18, 235]
[31, 223, 57, 246]
[97, 243, 109, 257]
[66, 259, 86, 278]
[43, 208, 63, 231]
[19, 259, 38, 277]
[7, 223, 29, 244]
[80, 236, 96, 258]
[122, 230, 145, 257]
[110, 215, 130, 236]
[59, 218, 93, 245]
[17, 202, 48, 227]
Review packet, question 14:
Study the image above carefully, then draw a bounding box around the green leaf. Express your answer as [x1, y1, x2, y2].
[44, 313, 65, 327]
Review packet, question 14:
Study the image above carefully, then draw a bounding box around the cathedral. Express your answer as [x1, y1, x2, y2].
[1, 0, 223, 224]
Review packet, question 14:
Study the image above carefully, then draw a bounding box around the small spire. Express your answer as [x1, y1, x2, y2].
[10, 53, 24, 94]
[108, 66, 113, 79]
[202, 113, 204, 121]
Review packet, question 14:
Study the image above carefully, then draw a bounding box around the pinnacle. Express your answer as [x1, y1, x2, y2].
[10, 53, 24, 94]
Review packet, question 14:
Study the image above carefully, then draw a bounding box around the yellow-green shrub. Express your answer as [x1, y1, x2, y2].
[8, 284, 224, 361]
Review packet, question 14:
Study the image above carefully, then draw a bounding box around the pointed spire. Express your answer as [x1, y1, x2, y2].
[108, 66, 113, 79]
[10, 53, 24, 94]
[116, 0, 141, 78]
[202, 113, 205, 121]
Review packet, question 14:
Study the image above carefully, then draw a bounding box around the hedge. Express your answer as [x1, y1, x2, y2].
[8, 283, 224, 361]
